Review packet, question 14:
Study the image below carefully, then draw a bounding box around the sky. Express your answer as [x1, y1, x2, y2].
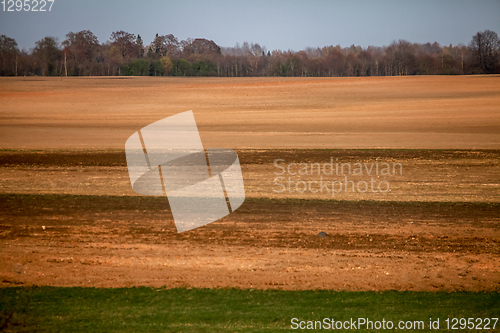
[1, 0, 499, 52]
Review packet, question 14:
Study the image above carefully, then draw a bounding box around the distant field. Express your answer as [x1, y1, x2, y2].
[0, 76, 499, 149]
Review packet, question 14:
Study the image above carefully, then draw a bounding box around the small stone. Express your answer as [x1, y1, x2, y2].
[317, 232, 327, 237]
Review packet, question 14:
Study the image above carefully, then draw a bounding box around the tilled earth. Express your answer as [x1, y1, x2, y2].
[1, 150, 499, 291]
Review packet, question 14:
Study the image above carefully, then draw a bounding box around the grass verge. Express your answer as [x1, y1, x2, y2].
[1, 287, 499, 332]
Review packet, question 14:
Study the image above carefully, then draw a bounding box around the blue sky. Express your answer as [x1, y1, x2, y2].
[1, 0, 499, 51]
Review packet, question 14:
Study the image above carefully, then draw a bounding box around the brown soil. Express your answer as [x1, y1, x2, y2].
[1, 76, 499, 149]
[0, 149, 498, 202]
[1, 150, 499, 291]
[1, 76, 499, 291]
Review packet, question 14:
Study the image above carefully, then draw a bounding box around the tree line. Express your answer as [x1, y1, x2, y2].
[0, 30, 499, 77]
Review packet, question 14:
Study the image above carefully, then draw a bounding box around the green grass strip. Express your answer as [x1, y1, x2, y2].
[1, 287, 499, 332]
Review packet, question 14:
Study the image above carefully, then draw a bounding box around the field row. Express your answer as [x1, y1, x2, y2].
[1, 149, 499, 202]
[1, 193, 499, 290]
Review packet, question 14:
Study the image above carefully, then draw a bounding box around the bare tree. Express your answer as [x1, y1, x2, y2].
[0, 35, 18, 76]
[468, 30, 500, 74]
[33, 36, 60, 76]
[110, 31, 140, 63]
[62, 30, 100, 75]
